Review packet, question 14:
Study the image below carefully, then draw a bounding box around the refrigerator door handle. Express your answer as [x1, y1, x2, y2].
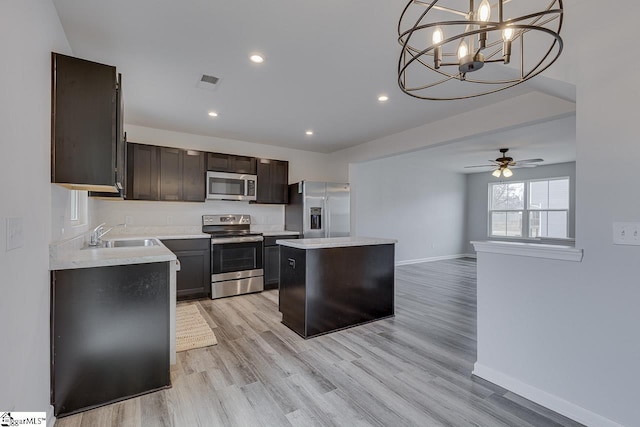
[325, 196, 330, 238]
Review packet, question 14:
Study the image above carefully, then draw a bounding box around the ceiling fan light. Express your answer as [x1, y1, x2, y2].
[492, 169, 502, 178]
[502, 167, 513, 178]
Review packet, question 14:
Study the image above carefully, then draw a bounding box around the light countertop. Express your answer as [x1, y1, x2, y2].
[276, 236, 397, 250]
[50, 226, 300, 270]
[50, 237, 177, 270]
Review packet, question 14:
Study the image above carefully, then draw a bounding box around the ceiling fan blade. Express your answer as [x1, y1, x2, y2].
[464, 164, 496, 168]
[515, 158, 544, 164]
[511, 164, 538, 168]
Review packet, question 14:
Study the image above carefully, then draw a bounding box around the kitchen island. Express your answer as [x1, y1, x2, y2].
[276, 237, 397, 338]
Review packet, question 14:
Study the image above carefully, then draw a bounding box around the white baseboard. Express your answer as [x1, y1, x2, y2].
[395, 254, 472, 266]
[47, 405, 55, 427]
[472, 363, 623, 427]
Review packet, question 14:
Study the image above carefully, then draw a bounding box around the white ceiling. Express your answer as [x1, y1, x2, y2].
[52, 0, 578, 156]
[419, 115, 576, 173]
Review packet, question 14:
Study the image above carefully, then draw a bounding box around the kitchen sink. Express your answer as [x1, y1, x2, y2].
[104, 239, 159, 248]
[84, 239, 160, 249]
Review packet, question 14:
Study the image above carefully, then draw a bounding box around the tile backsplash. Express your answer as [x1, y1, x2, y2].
[90, 198, 285, 230]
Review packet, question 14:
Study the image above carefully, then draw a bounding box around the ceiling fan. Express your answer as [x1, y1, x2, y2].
[465, 148, 543, 178]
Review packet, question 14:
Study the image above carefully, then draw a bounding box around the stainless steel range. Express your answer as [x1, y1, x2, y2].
[202, 214, 264, 299]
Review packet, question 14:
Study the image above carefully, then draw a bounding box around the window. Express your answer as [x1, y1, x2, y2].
[70, 190, 79, 221]
[489, 177, 570, 239]
[69, 190, 88, 226]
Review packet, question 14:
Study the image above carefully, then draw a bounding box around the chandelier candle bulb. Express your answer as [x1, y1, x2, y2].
[457, 39, 469, 61]
[478, 0, 491, 49]
[478, 0, 491, 22]
[433, 27, 443, 68]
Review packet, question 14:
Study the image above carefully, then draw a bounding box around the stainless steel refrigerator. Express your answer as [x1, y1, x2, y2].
[285, 181, 350, 238]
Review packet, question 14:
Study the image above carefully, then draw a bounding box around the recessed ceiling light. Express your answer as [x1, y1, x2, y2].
[378, 95, 389, 102]
[250, 54, 264, 64]
[208, 111, 218, 117]
[305, 130, 314, 136]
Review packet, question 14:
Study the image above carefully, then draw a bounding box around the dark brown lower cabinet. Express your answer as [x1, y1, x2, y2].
[161, 238, 211, 300]
[51, 262, 171, 417]
[264, 234, 299, 290]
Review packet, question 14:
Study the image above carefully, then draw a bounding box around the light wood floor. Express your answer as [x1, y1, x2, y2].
[55, 258, 583, 427]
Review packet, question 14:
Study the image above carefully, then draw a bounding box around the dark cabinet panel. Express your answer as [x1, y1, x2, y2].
[207, 153, 256, 174]
[128, 144, 205, 202]
[231, 155, 257, 174]
[264, 234, 299, 290]
[207, 152, 230, 172]
[182, 150, 206, 202]
[256, 158, 289, 204]
[51, 53, 118, 192]
[162, 239, 211, 300]
[51, 263, 170, 417]
[127, 143, 159, 200]
[159, 147, 183, 201]
[264, 245, 280, 288]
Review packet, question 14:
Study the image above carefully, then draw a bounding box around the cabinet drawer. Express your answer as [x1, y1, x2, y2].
[162, 238, 210, 252]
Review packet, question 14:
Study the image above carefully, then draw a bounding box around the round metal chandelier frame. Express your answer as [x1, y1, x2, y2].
[398, 0, 564, 100]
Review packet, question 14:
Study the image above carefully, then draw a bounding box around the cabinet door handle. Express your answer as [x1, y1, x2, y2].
[288, 258, 295, 269]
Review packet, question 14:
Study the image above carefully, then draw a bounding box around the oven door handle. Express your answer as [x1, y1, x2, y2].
[210, 236, 264, 244]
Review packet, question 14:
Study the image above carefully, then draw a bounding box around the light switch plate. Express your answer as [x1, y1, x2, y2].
[6, 217, 24, 251]
[613, 222, 640, 246]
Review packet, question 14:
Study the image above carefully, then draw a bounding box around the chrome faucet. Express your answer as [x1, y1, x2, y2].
[89, 223, 126, 246]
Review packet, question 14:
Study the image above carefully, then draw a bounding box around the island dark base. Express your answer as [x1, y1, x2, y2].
[279, 244, 395, 339]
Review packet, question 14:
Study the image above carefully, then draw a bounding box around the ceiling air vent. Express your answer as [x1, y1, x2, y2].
[196, 74, 221, 91]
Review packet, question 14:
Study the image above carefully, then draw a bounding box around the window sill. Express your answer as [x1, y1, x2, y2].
[471, 240, 583, 262]
[486, 236, 575, 243]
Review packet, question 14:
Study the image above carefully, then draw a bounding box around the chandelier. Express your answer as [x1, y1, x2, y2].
[398, 0, 564, 100]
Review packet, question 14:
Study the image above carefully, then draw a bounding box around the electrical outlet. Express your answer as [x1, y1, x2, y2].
[613, 222, 640, 246]
[125, 215, 133, 225]
[166, 215, 173, 225]
[6, 217, 24, 251]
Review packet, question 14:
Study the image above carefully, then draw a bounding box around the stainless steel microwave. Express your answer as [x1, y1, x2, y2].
[206, 171, 257, 201]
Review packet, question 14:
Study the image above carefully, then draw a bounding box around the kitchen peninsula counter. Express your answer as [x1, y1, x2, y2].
[277, 236, 396, 338]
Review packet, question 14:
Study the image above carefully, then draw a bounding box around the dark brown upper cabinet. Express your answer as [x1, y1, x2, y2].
[159, 147, 183, 201]
[182, 150, 206, 201]
[51, 53, 124, 193]
[127, 143, 205, 202]
[207, 153, 256, 174]
[127, 143, 159, 200]
[255, 158, 289, 204]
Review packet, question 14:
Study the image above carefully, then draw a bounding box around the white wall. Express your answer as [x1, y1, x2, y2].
[0, 0, 71, 415]
[465, 162, 576, 253]
[474, 2, 640, 426]
[351, 152, 467, 264]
